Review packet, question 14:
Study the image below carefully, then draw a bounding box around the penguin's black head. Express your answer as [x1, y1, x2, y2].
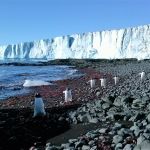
[35, 93, 41, 98]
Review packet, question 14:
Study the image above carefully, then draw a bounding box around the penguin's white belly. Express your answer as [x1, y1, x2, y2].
[90, 80, 95, 88]
[34, 98, 46, 116]
[64, 91, 72, 102]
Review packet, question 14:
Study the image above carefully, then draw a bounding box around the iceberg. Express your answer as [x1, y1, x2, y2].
[0, 24, 150, 60]
[23, 79, 51, 87]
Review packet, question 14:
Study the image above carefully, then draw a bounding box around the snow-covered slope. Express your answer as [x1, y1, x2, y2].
[0, 24, 150, 60]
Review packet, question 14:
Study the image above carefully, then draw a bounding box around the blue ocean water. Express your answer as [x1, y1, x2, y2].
[0, 65, 79, 100]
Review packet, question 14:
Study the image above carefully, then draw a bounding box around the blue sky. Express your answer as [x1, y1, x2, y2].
[0, 0, 150, 45]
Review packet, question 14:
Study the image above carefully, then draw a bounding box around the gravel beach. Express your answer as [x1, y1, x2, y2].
[1, 59, 150, 150]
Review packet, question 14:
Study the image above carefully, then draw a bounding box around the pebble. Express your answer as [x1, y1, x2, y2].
[147, 113, 150, 123]
[115, 143, 122, 150]
[102, 103, 110, 110]
[113, 135, 123, 144]
[123, 144, 133, 150]
[99, 128, 108, 134]
[82, 145, 90, 150]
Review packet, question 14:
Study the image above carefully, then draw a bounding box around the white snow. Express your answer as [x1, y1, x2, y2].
[0, 24, 150, 60]
[23, 79, 51, 87]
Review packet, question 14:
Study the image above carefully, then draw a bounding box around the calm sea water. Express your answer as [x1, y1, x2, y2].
[0, 65, 79, 100]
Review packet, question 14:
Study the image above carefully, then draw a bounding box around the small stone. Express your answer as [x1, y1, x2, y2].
[101, 96, 113, 104]
[89, 118, 99, 123]
[134, 129, 141, 137]
[90, 146, 97, 150]
[113, 122, 122, 130]
[45, 146, 59, 150]
[133, 145, 141, 150]
[96, 92, 101, 97]
[77, 114, 90, 123]
[146, 124, 150, 129]
[72, 117, 78, 124]
[86, 132, 97, 139]
[61, 143, 70, 149]
[113, 97, 122, 107]
[142, 120, 147, 126]
[147, 113, 150, 123]
[117, 128, 125, 136]
[143, 133, 150, 139]
[113, 135, 123, 144]
[75, 141, 84, 148]
[115, 143, 122, 150]
[130, 122, 140, 131]
[68, 139, 78, 143]
[102, 103, 110, 110]
[134, 140, 150, 150]
[82, 145, 90, 150]
[88, 140, 95, 146]
[94, 100, 102, 108]
[46, 143, 51, 147]
[132, 99, 141, 104]
[123, 144, 133, 150]
[99, 128, 107, 134]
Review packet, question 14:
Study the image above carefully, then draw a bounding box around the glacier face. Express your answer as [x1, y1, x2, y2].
[0, 24, 150, 60]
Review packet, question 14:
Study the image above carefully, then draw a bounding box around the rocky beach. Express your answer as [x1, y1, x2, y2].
[1, 59, 150, 150]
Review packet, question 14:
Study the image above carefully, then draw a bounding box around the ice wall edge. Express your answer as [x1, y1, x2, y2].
[0, 24, 150, 60]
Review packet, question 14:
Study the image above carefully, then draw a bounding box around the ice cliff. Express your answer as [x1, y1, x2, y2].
[0, 24, 150, 60]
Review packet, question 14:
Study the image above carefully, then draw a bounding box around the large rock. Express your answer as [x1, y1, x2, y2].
[141, 141, 150, 150]
[136, 134, 146, 145]
[134, 140, 150, 150]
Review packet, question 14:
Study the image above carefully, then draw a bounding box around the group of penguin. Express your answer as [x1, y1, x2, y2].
[33, 71, 145, 117]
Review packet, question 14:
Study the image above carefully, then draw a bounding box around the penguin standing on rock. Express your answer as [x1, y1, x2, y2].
[63, 88, 72, 102]
[87, 78, 96, 88]
[100, 78, 106, 88]
[139, 71, 145, 81]
[113, 76, 119, 85]
[33, 93, 46, 117]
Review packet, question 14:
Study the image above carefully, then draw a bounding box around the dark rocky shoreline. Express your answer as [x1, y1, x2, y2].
[0, 104, 80, 150]
[1, 59, 150, 150]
